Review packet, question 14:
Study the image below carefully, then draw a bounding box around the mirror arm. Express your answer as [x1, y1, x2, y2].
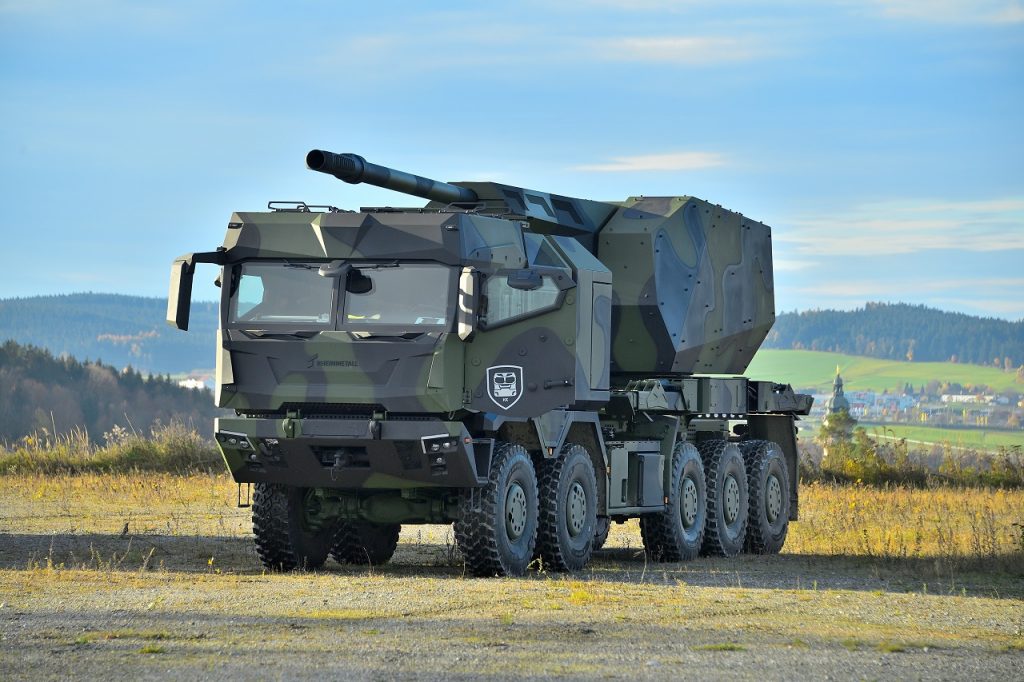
[167, 250, 227, 331]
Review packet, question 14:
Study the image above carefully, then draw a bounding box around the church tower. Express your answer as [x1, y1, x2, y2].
[821, 366, 856, 461]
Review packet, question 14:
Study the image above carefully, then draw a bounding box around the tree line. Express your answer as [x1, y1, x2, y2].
[0, 340, 222, 443]
[764, 302, 1023, 368]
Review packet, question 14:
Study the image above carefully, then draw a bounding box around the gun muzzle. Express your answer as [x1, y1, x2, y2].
[306, 149, 479, 205]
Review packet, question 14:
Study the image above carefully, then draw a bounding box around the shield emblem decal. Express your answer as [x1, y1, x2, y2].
[486, 365, 524, 410]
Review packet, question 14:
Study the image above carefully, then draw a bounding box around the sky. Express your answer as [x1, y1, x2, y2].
[1, 0, 1022, 320]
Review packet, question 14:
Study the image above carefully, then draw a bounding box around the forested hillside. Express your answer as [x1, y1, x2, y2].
[765, 303, 1023, 367]
[3, 296, 1022, 375]
[0, 294, 218, 374]
[0, 340, 222, 442]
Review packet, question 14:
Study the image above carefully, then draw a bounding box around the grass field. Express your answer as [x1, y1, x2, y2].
[747, 349, 1022, 393]
[1, 472, 1022, 679]
[861, 422, 1024, 450]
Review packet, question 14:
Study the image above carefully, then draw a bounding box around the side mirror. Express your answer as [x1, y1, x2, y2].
[506, 268, 542, 291]
[167, 257, 195, 331]
[458, 267, 477, 341]
[166, 250, 226, 331]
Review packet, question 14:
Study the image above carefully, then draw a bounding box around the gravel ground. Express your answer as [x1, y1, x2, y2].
[1, 529, 1021, 681]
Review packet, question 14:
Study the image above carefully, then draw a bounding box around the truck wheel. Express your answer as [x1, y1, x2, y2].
[332, 522, 401, 565]
[740, 440, 790, 554]
[535, 443, 598, 572]
[698, 440, 748, 558]
[455, 441, 539, 577]
[640, 442, 706, 562]
[252, 483, 335, 571]
[593, 516, 611, 551]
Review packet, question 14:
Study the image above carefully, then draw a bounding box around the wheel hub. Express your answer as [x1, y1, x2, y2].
[681, 477, 699, 528]
[505, 482, 527, 540]
[566, 481, 587, 537]
[766, 474, 783, 523]
[723, 475, 740, 524]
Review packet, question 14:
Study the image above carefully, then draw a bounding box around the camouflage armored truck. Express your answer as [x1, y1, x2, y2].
[166, 149, 813, 576]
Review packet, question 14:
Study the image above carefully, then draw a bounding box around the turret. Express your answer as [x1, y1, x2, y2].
[304, 149, 776, 377]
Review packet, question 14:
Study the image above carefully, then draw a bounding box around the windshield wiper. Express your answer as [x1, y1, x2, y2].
[241, 330, 319, 339]
[355, 261, 400, 270]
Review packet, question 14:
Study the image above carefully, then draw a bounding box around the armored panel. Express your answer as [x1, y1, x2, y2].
[606, 440, 663, 510]
[597, 197, 774, 376]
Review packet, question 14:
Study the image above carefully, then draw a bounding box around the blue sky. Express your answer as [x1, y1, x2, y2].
[1, 0, 1022, 319]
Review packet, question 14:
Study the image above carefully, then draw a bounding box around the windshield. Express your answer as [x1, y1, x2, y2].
[227, 261, 451, 329]
[229, 263, 334, 325]
[343, 264, 450, 326]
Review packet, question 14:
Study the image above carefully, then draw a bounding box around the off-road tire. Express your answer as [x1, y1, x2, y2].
[455, 441, 539, 577]
[331, 522, 401, 565]
[593, 516, 611, 551]
[698, 440, 749, 558]
[252, 483, 335, 571]
[740, 440, 790, 554]
[640, 442, 706, 562]
[535, 443, 598, 572]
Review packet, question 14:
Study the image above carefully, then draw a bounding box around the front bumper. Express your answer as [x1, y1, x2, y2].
[215, 417, 491, 490]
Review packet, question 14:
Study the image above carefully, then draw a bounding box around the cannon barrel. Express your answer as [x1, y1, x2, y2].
[306, 149, 479, 205]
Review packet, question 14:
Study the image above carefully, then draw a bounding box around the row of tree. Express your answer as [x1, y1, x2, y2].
[0, 340, 222, 443]
[765, 302, 1023, 367]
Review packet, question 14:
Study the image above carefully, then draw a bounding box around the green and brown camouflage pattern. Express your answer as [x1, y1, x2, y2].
[207, 207, 612, 417]
[597, 197, 773, 377]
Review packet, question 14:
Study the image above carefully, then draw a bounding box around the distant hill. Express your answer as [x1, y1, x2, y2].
[765, 303, 1024, 368]
[0, 294, 218, 375]
[2, 295, 1022, 376]
[0, 340, 222, 443]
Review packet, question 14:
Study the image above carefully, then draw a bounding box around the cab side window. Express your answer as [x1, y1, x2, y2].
[482, 275, 561, 327]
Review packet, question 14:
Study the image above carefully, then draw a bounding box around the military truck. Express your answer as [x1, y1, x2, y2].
[167, 149, 812, 576]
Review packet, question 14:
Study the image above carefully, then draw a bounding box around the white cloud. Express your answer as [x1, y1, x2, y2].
[867, 0, 1024, 24]
[591, 36, 765, 64]
[573, 151, 727, 172]
[556, 0, 1024, 25]
[776, 198, 1024, 255]
[774, 259, 819, 272]
[932, 297, 1024, 316]
[797, 278, 1024, 297]
[785, 277, 1024, 319]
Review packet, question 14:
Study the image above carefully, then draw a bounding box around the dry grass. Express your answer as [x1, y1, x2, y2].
[0, 470, 244, 537]
[1, 471, 1020, 596]
[3, 473, 1021, 568]
[0, 421, 220, 475]
[2, 472, 1023, 678]
[791, 482, 1024, 571]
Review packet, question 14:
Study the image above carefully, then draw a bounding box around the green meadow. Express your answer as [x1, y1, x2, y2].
[746, 350, 1021, 394]
[859, 423, 1024, 450]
